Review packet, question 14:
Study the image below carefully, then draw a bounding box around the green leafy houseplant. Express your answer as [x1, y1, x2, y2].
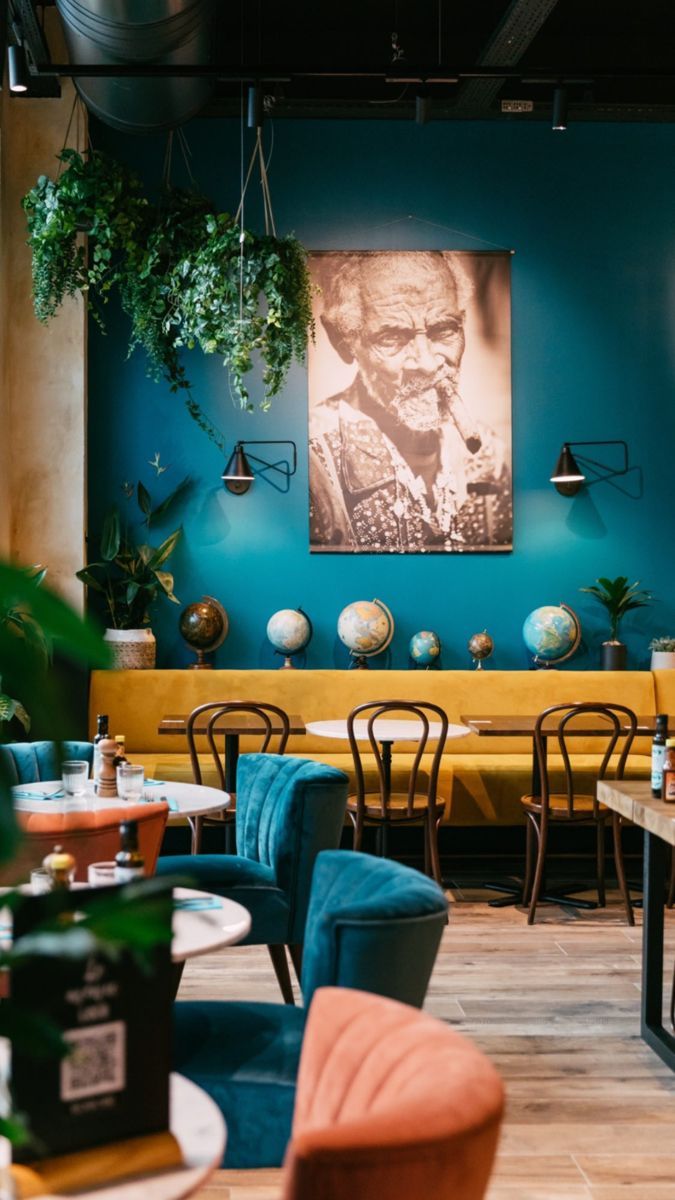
[0, 567, 50, 736]
[579, 576, 653, 642]
[23, 151, 314, 444]
[77, 472, 190, 630]
[650, 637, 675, 652]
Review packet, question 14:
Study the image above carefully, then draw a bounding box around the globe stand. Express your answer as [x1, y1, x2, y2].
[350, 654, 369, 670]
[188, 648, 213, 670]
[275, 651, 296, 670]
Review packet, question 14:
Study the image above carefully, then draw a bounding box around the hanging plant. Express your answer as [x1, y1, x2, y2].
[22, 149, 147, 325]
[22, 146, 315, 437]
[175, 215, 314, 409]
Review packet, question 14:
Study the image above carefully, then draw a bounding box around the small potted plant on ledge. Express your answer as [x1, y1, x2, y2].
[650, 637, 675, 671]
[580, 575, 653, 670]
[77, 463, 190, 669]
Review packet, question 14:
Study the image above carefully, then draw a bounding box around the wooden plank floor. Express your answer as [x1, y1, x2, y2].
[182, 888, 675, 1200]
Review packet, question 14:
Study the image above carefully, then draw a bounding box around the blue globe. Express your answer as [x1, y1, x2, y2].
[409, 630, 441, 667]
[522, 605, 581, 666]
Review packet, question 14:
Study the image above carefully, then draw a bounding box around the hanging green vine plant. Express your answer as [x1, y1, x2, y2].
[22, 146, 315, 441]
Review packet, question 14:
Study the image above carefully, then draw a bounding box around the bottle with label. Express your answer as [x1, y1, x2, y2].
[114, 820, 145, 882]
[651, 714, 669, 797]
[662, 739, 675, 804]
[93, 713, 109, 784]
[112, 734, 128, 769]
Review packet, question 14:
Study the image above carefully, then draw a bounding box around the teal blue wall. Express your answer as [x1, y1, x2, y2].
[88, 117, 675, 670]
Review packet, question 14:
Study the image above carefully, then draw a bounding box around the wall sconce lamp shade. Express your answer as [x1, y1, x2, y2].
[8, 43, 28, 93]
[550, 440, 629, 496]
[222, 440, 297, 494]
[552, 86, 568, 130]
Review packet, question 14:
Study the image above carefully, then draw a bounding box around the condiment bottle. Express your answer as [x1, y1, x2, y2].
[112, 735, 128, 768]
[114, 820, 145, 883]
[42, 844, 76, 889]
[651, 714, 668, 798]
[93, 713, 109, 784]
[661, 738, 675, 803]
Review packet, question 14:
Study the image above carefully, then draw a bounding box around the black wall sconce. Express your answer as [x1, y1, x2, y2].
[222, 440, 297, 495]
[550, 440, 629, 497]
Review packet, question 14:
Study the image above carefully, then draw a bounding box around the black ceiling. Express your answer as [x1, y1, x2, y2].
[14, 0, 675, 122]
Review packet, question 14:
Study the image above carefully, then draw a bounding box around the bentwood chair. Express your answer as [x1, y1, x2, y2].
[187, 701, 291, 853]
[283, 987, 504, 1200]
[520, 702, 637, 925]
[347, 701, 449, 885]
[172, 849, 448, 1168]
[158, 753, 348, 1003]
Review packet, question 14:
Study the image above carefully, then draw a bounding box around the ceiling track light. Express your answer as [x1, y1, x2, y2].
[552, 85, 568, 130]
[8, 42, 29, 93]
[247, 83, 263, 129]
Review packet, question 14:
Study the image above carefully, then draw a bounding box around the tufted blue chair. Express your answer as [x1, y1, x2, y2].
[172, 849, 448, 1169]
[0, 740, 94, 784]
[157, 754, 349, 1002]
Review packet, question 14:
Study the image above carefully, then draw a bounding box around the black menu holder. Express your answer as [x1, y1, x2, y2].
[10, 883, 173, 1164]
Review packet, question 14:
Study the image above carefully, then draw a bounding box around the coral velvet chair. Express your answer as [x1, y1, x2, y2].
[157, 754, 349, 1003]
[172, 849, 448, 1168]
[0, 739, 168, 882]
[284, 987, 504, 1200]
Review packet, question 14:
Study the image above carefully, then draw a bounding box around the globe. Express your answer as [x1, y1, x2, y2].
[522, 604, 581, 667]
[179, 595, 228, 668]
[409, 630, 441, 668]
[337, 599, 394, 667]
[266, 608, 312, 668]
[468, 630, 494, 668]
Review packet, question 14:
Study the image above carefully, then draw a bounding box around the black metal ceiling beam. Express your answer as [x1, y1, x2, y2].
[454, 0, 561, 112]
[30, 63, 675, 83]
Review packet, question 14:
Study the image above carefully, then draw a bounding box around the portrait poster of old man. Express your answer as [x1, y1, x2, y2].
[308, 250, 512, 554]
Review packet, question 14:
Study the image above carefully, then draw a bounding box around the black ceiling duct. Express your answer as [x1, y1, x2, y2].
[54, 0, 217, 134]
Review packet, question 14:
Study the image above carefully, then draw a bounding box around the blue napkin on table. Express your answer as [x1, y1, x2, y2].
[175, 897, 222, 911]
[13, 788, 65, 800]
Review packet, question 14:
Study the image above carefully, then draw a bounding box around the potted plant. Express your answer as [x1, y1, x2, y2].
[579, 576, 653, 669]
[77, 465, 190, 669]
[650, 637, 675, 671]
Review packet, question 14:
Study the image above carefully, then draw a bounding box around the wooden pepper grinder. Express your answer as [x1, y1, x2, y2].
[96, 737, 118, 798]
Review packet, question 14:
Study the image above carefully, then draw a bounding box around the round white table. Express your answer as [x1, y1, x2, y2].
[306, 717, 470, 791]
[13, 1073, 227, 1200]
[172, 887, 250, 962]
[12, 779, 230, 855]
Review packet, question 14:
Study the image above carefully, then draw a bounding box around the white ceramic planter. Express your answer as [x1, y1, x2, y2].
[651, 650, 675, 671]
[104, 627, 156, 669]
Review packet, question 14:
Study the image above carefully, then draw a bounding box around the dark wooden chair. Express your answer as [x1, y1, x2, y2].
[347, 700, 449, 885]
[188, 701, 291, 854]
[520, 702, 637, 925]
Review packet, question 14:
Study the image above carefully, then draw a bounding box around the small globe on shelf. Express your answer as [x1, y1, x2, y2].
[266, 608, 313, 669]
[409, 630, 441, 669]
[179, 596, 229, 669]
[468, 630, 494, 670]
[522, 604, 581, 669]
[337, 599, 394, 669]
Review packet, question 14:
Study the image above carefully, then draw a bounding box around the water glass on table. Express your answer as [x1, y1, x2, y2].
[61, 759, 90, 798]
[116, 763, 145, 801]
[88, 861, 116, 887]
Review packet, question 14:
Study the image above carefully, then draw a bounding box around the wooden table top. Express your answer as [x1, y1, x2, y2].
[597, 780, 675, 847]
[159, 713, 305, 736]
[461, 714, 658, 736]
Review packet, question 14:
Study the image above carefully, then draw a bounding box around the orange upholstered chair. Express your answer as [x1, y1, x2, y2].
[283, 987, 504, 1200]
[5, 802, 169, 883]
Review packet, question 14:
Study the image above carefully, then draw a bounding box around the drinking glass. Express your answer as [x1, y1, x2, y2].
[30, 867, 52, 894]
[88, 861, 116, 888]
[116, 763, 145, 801]
[61, 759, 90, 797]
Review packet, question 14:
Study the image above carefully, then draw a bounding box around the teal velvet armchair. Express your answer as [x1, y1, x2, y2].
[0, 740, 93, 783]
[172, 849, 448, 1168]
[157, 754, 349, 1001]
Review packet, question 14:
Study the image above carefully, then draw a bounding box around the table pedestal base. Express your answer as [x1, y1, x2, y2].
[483, 879, 599, 910]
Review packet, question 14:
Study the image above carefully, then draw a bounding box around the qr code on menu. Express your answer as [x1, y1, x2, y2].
[60, 1021, 126, 1101]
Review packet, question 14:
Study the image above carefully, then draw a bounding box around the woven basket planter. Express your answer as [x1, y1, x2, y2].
[103, 628, 156, 670]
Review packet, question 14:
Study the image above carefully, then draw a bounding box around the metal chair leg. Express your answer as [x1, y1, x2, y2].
[428, 814, 443, 887]
[288, 942, 303, 985]
[267, 944, 295, 1004]
[612, 811, 635, 926]
[523, 816, 535, 905]
[527, 818, 546, 925]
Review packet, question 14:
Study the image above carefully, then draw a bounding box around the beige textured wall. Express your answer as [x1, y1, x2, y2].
[0, 26, 86, 611]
